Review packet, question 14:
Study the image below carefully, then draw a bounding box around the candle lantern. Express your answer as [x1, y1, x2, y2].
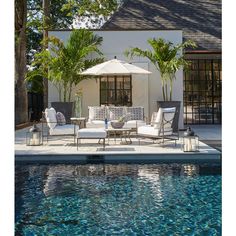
[26, 124, 43, 146]
[182, 127, 199, 152]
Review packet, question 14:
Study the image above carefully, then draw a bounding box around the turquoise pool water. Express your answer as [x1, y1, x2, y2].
[15, 164, 221, 235]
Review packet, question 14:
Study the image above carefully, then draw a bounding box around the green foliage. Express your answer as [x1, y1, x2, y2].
[26, 0, 121, 94]
[125, 38, 196, 101]
[26, 0, 74, 64]
[27, 74, 44, 93]
[61, 0, 120, 27]
[26, 29, 104, 102]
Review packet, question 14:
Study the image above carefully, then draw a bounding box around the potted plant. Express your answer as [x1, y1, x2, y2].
[26, 29, 104, 122]
[125, 38, 196, 132]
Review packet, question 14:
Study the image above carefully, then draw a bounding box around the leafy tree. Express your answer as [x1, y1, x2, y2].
[26, 0, 121, 98]
[26, 0, 121, 65]
[61, 0, 122, 28]
[15, 0, 121, 124]
[26, 0, 75, 101]
[125, 38, 196, 101]
[27, 0, 74, 64]
[27, 29, 104, 102]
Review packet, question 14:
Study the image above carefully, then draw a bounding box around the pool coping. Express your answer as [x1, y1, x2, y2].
[15, 151, 221, 164]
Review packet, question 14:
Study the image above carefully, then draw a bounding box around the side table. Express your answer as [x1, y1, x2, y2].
[70, 117, 87, 129]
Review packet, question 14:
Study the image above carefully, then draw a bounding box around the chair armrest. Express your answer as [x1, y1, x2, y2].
[40, 117, 46, 123]
[144, 116, 149, 124]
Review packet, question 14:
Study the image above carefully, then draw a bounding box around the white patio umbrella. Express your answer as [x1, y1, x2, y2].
[81, 58, 151, 75]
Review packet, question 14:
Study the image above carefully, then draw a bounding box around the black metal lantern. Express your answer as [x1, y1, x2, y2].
[26, 124, 43, 146]
[182, 127, 199, 152]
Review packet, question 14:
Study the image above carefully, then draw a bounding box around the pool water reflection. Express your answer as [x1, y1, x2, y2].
[15, 163, 221, 235]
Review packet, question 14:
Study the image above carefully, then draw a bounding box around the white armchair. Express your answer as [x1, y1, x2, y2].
[42, 108, 79, 143]
[137, 107, 178, 145]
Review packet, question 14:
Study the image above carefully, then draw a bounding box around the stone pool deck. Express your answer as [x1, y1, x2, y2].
[15, 125, 221, 163]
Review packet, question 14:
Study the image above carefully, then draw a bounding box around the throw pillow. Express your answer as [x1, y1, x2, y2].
[45, 107, 57, 129]
[56, 112, 66, 125]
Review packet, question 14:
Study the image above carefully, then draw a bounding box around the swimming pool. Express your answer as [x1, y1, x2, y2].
[15, 163, 221, 235]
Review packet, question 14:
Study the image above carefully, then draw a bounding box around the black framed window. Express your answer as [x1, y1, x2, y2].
[100, 76, 132, 106]
[184, 59, 222, 124]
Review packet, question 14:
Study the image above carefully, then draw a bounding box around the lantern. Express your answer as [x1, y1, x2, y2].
[182, 127, 199, 152]
[26, 124, 43, 146]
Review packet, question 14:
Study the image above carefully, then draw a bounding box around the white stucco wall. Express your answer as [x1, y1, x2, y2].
[48, 30, 183, 128]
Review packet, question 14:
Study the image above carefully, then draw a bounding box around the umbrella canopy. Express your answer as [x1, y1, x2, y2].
[81, 59, 151, 76]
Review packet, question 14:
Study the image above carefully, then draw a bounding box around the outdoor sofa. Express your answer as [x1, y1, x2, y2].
[86, 106, 146, 131]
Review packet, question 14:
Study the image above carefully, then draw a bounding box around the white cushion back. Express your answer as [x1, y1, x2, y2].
[153, 107, 176, 131]
[126, 107, 144, 120]
[88, 106, 106, 121]
[109, 107, 124, 120]
[45, 108, 57, 129]
[162, 107, 176, 123]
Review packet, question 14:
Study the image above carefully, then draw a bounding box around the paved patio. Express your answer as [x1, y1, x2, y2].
[189, 125, 221, 140]
[15, 124, 221, 163]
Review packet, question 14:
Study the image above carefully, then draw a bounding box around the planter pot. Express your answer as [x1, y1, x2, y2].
[156, 101, 181, 133]
[51, 102, 75, 123]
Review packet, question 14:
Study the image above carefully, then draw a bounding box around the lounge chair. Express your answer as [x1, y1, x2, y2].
[42, 107, 79, 143]
[137, 107, 178, 145]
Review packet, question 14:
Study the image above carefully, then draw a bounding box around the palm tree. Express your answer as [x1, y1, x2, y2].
[27, 29, 104, 102]
[125, 38, 196, 101]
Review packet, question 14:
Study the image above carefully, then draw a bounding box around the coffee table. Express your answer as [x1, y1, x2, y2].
[106, 128, 132, 145]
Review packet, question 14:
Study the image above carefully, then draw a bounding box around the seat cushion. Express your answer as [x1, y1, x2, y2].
[77, 128, 107, 138]
[123, 120, 146, 128]
[45, 108, 57, 129]
[138, 125, 173, 137]
[86, 120, 111, 128]
[49, 124, 79, 135]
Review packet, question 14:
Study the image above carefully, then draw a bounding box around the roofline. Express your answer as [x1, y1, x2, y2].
[47, 29, 221, 52]
[102, 0, 128, 28]
[185, 50, 221, 54]
[48, 28, 183, 32]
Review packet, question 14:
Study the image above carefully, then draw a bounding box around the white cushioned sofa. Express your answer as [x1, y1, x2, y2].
[86, 106, 146, 130]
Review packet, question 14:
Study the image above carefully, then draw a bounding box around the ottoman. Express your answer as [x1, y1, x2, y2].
[77, 128, 107, 150]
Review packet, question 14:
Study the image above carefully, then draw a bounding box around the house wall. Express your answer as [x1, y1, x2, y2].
[48, 30, 183, 128]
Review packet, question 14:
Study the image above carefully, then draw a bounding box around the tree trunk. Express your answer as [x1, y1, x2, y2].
[63, 82, 67, 102]
[68, 82, 73, 102]
[160, 74, 166, 101]
[169, 79, 173, 101]
[165, 83, 168, 101]
[15, 0, 28, 125]
[43, 0, 50, 108]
